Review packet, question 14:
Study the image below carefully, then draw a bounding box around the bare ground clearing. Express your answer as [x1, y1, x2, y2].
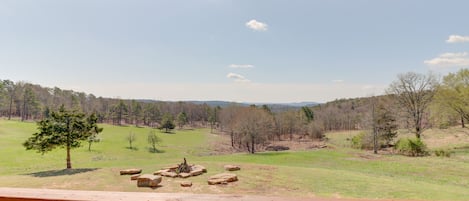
[208, 132, 327, 155]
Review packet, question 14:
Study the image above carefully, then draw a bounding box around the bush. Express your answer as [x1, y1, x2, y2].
[351, 132, 365, 149]
[395, 138, 428, 157]
[351, 130, 393, 150]
[351, 131, 374, 149]
[434, 149, 453, 157]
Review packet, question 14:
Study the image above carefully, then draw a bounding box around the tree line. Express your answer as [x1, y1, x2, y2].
[0, 80, 216, 128]
[8, 69, 469, 155]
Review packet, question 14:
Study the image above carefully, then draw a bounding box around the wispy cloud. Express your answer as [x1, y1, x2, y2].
[245, 19, 268, 31]
[229, 64, 254, 68]
[227, 73, 250, 82]
[332, 80, 344, 83]
[424, 52, 469, 67]
[446, 35, 469, 43]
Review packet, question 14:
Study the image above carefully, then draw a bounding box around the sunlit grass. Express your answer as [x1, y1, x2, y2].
[1, 119, 469, 200]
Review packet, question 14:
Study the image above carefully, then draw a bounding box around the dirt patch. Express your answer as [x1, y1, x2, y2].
[208, 133, 327, 155]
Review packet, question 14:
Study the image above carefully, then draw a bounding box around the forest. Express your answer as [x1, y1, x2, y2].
[1, 69, 468, 154]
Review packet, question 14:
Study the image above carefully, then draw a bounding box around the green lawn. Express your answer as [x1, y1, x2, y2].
[1, 119, 469, 200]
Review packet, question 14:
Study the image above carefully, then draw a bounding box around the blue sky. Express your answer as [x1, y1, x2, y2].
[1, 0, 469, 103]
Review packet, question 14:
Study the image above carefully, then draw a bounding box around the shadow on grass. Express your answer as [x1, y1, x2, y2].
[126, 147, 139, 151]
[26, 168, 99, 178]
[254, 152, 290, 156]
[148, 148, 165, 153]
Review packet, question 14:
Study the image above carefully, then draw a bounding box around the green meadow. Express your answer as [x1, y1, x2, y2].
[1, 119, 469, 200]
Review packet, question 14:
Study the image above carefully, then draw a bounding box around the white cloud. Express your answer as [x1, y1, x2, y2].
[446, 35, 469, 43]
[424, 52, 469, 67]
[226, 73, 250, 82]
[332, 80, 344, 83]
[229, 64, 254, 68]
[245, 19, 268, 31]
[226, 73, 245, 79]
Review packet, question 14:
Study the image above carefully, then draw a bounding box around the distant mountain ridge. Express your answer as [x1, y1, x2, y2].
[136, 100, 319, 109]
[186, 101, 320, 111]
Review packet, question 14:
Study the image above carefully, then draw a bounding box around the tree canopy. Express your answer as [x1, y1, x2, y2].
[160, 113, 175, 133]
[387, 72, 437, 138]
[23, 105, 102, 169]
[434, 69, 469, 128]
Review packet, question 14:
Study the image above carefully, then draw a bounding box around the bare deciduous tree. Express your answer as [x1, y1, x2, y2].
[127, 132, 136, 150]
[387, 72, 438, 139]
[234, 107, 274, 153]
[147, 131, 161, 153]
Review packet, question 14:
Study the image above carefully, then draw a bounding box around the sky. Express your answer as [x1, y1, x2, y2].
[1, 0, 469, 103]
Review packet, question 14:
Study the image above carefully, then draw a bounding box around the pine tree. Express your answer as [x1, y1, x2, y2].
[23, 105, 102, 169]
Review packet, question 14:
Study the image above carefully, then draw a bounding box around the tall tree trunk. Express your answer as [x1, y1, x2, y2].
[66, 145, 72, 169]
[461, 115, 465, 128]
[230, 131, 234, 147]
[372, 103, 378, 154]
[416, 127, 421, 139]
[8, 96, 13, 120]
[251, 140, 255, 154]
[21, 99, 26, 121]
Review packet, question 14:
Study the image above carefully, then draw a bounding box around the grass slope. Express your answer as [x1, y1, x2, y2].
[1, 119, 469, 200]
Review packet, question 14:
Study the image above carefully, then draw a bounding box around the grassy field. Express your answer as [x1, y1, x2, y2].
[1, 119, 469, 200]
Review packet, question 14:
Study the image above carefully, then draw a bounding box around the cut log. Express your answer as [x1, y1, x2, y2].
[130, 174, 141, 180]
[190, 169, 204, 176]
[137, 174, 162, 187]
[119, 168, 142, 175]
[180, 181, 192, 187]
[224, 165, 240, 171]
[191, 165, 207, 173]
[163, 165, 178, 171]
[161, 171, 178, 178]
[207, 173, 237, 185]
[153, 169, 170, 175]
[179, 172, 191, 178]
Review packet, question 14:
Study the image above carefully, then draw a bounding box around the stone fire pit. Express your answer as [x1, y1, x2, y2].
[154, 158, 207, 178]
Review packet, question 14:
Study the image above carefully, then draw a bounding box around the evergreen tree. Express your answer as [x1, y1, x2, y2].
[176, 112, 188, 129]
[23, 105, 102, 169]
[160, 113, 175, 133]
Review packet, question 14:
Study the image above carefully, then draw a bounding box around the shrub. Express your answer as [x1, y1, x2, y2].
[351, 131, 374, 149]
[395, 138, 428, 157]
[434, 149, 453, 157]
[351, 132, 364, 149]
[351, 130, 394, 150]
